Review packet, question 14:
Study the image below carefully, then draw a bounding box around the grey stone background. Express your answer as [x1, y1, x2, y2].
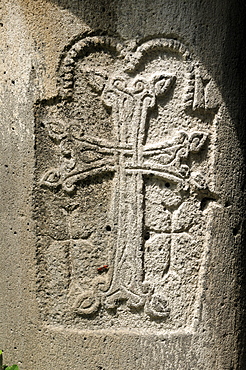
[0, 1, 246, 368]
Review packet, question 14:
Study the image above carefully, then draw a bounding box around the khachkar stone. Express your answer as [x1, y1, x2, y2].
[1, 0, 246, 367]
[35, 36, 220, 332]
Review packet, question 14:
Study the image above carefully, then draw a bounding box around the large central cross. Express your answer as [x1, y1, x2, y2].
[41, 71, 207, 314]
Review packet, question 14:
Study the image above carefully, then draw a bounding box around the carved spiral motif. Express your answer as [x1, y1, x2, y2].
[133, 79, 145, 94]
[73, 291, 100, 315]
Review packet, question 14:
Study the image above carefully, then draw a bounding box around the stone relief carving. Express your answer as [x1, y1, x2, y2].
[35, 35, 219, 330]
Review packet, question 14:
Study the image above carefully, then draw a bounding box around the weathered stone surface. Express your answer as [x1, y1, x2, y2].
[0, 1, 246, 369]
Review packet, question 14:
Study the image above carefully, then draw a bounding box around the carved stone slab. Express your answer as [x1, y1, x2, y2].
[35, 36, 219, 331]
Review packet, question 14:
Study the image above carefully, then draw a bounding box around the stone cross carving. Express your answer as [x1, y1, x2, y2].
[41, 72, 207, 317]
[39, 37, 213, 320]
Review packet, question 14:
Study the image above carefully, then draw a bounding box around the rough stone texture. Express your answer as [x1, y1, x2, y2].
[0, 1, 246, 369]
